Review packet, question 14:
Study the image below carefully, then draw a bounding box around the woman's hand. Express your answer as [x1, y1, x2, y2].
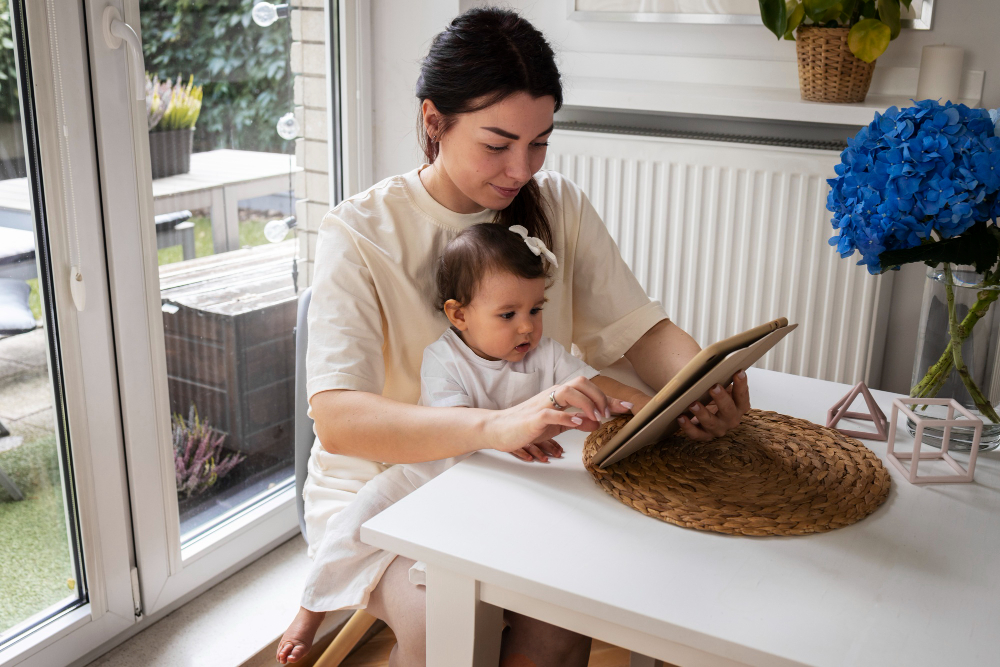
[676, 370, 751, 441]
[486, 376, 632, 456]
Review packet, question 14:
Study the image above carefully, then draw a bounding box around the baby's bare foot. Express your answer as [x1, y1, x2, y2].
[276, 606, 326, 664]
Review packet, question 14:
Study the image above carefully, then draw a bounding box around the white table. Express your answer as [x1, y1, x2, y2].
[151, 149, 299, 253]
[362, 366, 1000, 667]
[0, 149, 299, 254]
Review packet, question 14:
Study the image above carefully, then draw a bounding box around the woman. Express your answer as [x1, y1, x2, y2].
[298, 7, 750, 666]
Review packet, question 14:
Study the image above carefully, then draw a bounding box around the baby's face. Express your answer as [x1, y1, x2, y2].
[459, 272, 546, 362]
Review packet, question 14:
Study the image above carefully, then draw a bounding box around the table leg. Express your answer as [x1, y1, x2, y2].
[210, 188, 228, 254]
[629, 653, 665, 667]
[0, 464, 24, 501]
[176, 221, 196, 260]
[223, 187, 240, 252]
[426, 565, 504, 667]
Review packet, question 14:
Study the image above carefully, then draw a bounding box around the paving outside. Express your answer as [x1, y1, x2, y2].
[0, 327, 77, 635]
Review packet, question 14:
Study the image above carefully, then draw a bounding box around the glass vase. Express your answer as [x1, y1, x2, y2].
[909, 266, 1000, 451]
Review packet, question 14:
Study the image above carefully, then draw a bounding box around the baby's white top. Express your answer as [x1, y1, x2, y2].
[393, 328, 599, 490]
[421, 328, 599, 409]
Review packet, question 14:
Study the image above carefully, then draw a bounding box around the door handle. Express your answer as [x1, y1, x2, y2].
[102, 6, 145, 102]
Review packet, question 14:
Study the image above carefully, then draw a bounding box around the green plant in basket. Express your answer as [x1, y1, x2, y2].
[145, 73, 203, 132]
[758, 0, 913, 62]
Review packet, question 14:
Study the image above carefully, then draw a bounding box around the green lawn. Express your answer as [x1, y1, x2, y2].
[156, 215, 286, 266]
[0, 433, 76, 633]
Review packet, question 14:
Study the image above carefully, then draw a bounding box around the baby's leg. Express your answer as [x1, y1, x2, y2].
[276, 606, 326, 664]
[366, 556, 426, 667]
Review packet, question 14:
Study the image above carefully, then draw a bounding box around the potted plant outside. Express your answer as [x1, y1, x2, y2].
[146, 73, 203, 179]
[758, 0, 913, 103]
[173, 407, 244, 505]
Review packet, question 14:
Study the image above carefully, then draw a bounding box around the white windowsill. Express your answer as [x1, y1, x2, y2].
[80, 536, 351, 667]
[559, 52, 985, 127]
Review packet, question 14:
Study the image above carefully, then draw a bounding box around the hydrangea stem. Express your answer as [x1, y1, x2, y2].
[927, 266, 1000, 423]
[910, 289, 1000, 400]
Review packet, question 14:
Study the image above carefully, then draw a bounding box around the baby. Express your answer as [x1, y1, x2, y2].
[278, 223, 649, 663]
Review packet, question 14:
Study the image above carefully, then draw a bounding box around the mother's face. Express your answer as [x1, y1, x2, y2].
[428, 92, 555, 212]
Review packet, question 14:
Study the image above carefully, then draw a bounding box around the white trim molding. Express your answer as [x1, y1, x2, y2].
[568, 0, 934, 29]
[560, 51, 983, 127]
[337, 0, 373, 196]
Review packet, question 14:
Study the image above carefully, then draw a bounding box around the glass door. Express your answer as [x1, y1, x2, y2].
[140, 0, 300, 547]
[0, 0, 86, 639]
[88, 0, 338, 616]
[1, 0, 137, 663]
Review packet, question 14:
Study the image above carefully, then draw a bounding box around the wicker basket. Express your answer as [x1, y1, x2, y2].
[795, 25, 875, 104]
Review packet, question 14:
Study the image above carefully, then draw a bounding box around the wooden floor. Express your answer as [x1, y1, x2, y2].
[340, 627, 633, 667]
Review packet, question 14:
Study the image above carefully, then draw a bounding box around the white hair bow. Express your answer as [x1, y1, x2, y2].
[508, 225, 558, 268]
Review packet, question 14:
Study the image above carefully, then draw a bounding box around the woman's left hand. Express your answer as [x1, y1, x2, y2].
[676, 370, 751, 441]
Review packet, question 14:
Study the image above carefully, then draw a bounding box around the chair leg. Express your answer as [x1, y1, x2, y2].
[313, 609, 379, 667]
[0, 466, 23, 501]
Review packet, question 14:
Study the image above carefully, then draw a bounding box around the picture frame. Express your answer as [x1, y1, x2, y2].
[568, 0, 934, 29]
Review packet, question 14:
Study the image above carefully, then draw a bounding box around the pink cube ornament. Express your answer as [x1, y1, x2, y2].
[886, 397, 982, 484]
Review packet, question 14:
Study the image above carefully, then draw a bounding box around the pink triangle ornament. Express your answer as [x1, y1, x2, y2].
[826, 381, 888, 441]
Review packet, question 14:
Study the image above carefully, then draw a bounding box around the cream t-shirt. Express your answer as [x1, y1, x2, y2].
[302, 166, 668, 551]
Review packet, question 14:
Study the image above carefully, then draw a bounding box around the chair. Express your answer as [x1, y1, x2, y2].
[154, 210, 196, 260]
[0, 277, 36, 502]
[294, 287, 378, 665]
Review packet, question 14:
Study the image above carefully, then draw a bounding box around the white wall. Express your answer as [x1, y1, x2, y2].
[370, 1, 459, 183]
[368, 0, 999, 393]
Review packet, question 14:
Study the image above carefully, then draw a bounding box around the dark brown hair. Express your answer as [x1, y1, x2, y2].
[416, 7, 562, 248]
[436, 223, 553, 310]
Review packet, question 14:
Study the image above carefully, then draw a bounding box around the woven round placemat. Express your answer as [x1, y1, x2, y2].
[583, 409, 890, 536]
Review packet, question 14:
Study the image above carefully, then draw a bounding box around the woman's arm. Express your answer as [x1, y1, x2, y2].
[311, 374, 614, 462]
[312, 390, 490, 462]
[623, 319, 751, 440]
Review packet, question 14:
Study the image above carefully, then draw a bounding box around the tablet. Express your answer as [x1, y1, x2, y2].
[592, 318, 798, 468]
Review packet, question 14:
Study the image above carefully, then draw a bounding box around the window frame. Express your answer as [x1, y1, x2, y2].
[88, 0, 349, 618]
[0, 0, 138, 663]
[3, 0, 360, 659]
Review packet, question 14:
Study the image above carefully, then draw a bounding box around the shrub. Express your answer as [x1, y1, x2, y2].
[173, 408, 244, 499]
[140, 0, 293, 154]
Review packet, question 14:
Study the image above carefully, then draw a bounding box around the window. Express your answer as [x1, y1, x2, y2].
[0, 0, 86, 643]
[0, 0, 350, 663]
[93, 0, 342, 617]
[0, 0, 136, 662]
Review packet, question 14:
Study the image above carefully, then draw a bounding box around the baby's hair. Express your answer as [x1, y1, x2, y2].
[436, 223, 553, 310]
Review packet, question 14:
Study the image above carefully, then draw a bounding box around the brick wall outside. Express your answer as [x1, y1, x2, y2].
[289, 0, 328, 288]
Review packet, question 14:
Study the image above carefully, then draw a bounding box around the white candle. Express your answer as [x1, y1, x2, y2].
[916, 44, 965, 103]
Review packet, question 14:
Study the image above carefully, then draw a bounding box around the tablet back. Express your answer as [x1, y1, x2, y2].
[593, 320, 797, 468]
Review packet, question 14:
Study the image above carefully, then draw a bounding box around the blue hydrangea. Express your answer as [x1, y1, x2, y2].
[827, 100, 1000, 273]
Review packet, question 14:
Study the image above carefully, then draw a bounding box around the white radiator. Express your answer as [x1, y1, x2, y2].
[546, 128, 891, 386]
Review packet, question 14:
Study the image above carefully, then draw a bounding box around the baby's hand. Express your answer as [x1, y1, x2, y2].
[486, 376, 626, 455]
[508, 438, 563, 463]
